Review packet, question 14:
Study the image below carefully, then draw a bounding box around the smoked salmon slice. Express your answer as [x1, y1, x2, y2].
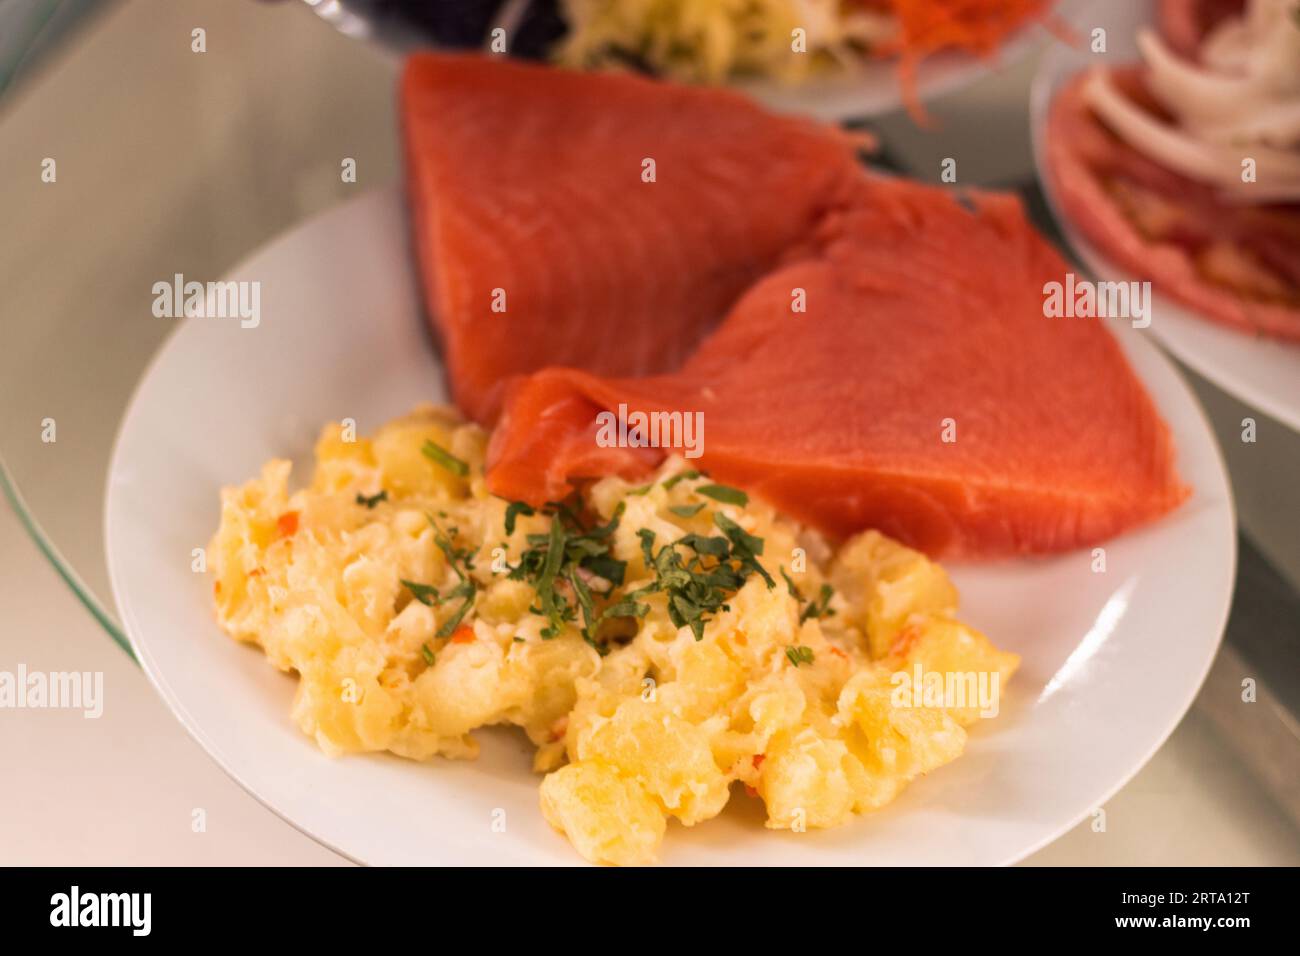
[400, 53, 866, 424]
[486, 177, 1189, 559]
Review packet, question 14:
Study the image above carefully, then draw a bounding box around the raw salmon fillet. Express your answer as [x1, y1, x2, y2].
[401, 54, 865, 423]
[487, 178, 1189, 559]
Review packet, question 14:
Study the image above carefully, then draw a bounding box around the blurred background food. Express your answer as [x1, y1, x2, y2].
[1044, 0, 1300, 341]
[288, 0, 1051, 83]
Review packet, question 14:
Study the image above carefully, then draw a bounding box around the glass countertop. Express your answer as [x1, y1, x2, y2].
[0, 0, 403, 653]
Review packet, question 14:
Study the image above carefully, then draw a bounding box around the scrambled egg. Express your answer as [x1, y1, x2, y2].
[211, 405, 1018, 865]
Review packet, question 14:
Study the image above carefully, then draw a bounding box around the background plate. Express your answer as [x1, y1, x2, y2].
[738, 17, 1049, 122]
[305, 0, 1076, 122]
[1029, 0, 1300, 433]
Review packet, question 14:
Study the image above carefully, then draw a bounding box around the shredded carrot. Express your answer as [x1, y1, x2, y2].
[450, 625, 476, 644]
[276, 511, 299, 537]
[247, 568, 264, 578]
[871, 0, 1053, 123]
[549, 716, 569, 742]
[829, 645, 849, 660]
[888, 623, 924, 658]
[752, 753, 766, 770]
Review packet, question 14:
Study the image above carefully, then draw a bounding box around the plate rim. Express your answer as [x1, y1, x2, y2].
[102, 193, 398, 867]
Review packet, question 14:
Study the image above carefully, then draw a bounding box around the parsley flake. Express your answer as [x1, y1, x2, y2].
[400, 579, 440, 606]
[785, 645, 815, 667]
[669, 503, 706, 518]
[421, 440, 469, 477]
[661, 469, 702, 491]
[800, 583, 836, 624]
[503, 500, 535, 535]
[697, 483, 748, 507]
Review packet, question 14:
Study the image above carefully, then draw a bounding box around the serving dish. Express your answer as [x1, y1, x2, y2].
[105, 186, 1235, 865]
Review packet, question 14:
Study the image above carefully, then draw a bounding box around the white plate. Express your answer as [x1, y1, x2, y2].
[318, 0, 1072, 123]
[740, 15, 1051, 121]
[1030, 0, 1300, 433]
[712, 0, 1091, 119]
[105, 187, 1235, 866]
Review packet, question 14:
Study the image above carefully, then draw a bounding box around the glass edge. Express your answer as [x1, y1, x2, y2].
[0, 457, 138, 663]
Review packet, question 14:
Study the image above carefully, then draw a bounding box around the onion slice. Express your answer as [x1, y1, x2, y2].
[1082, 68, 1300, 202]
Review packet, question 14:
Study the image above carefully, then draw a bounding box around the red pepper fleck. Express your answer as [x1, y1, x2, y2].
[752, 753, 766, 770]
[548, 716, 569, 742]
[450, 625, 475, 644]
[889, 624, 923, 658]
[276, 511, 299, 537]
[744, 785, 759, 798]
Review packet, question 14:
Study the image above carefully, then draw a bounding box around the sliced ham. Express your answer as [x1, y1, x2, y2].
[1046, 67, 1300, 340]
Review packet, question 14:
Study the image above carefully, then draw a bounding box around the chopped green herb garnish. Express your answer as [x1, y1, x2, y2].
[400, 579, 440, 606]
[696, 483, 748, 507]
[421, 644, 436, 666]
[627, 483, 653, 496]
[535, 519, 569, 639]
[585, 502, 625, 539]
[501, 501, 640, 651]
[404, 517, 481, 635]
[668, 503, 706, 518]
[581, 553, 627, 588]
[421, 439, 469, 477]
[661, 469, 702, 491]
[713, 512, 761, 556]
[436, 582, 477, 638]
[498, 496, 772, 650]
[428, 514, 476, 577]
[566, 565, 597, 637]
[780, 566, 802, 600]
[503, 500, 535, 536]
[593, 596, 650, 632]
[778, 567, 835, 623]
[785, 645, 815, 667]
[619, 518, 774, 642]
[677, 532, 730, 558]
[713, 513, 775, 589]
[355, 490, 388, 509]
[799, 583, 836, 624]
